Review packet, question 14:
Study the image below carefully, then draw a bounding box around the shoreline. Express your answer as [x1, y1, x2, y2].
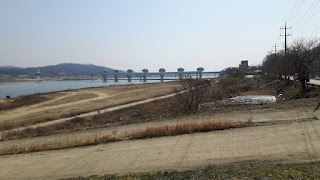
[0, 79, 179, 99]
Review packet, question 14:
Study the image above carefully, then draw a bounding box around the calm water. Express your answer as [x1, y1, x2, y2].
[0, 75, 218, 98]
[0, 79, 167, 98]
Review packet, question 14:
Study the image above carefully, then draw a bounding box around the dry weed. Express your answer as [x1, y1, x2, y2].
[1, 121, 252, 156]
[0, 134, 120, 156]
[131, 121, 252, 139]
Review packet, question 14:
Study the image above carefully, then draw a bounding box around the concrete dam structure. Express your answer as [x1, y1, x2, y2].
[34, 67, 220, 81]
[102, 67, 219, 82]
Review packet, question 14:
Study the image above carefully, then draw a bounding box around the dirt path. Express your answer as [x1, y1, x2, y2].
[1, 119, 320, 180]
[0, 91, 109, 122]
[1, 107, 319, 156]
[0, 82, 178, 130]
[0, 92, 178, 136]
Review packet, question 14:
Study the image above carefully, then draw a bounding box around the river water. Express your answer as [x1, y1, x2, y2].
[0, 79, 169, 99]
[0, 74, 219, 98]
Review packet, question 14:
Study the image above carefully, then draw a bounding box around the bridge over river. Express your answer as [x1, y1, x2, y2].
[101, 67, 220, 82]
[37, 67, 221, 82]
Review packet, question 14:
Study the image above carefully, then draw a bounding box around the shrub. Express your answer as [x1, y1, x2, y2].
[174, 78, 211, 114]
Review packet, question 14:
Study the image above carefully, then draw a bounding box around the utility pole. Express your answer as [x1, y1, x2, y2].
[272, 43, 279, 56]
[280, 22, 292, 55]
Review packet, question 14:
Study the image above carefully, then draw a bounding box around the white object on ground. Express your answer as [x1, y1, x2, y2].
[228, 95, 276, 105]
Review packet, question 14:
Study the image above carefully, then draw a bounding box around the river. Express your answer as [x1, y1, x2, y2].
[0, 79, 170, 98]
[0, 74, 218, 98]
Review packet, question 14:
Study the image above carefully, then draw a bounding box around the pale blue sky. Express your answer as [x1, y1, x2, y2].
[1, 0, 320, 72]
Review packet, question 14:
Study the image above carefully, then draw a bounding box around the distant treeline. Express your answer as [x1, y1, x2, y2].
[262, 38, 320, 89]
[0, 63, 115, 76]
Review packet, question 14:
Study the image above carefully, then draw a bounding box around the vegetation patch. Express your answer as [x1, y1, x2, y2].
[130, 121, 251, 139]
[0, 120, 251, 155]
[65, 161, 320, 180]
[0, 93, 49, 111]
[0, 134, 120, 156]
[3, 76, 319, 140]
[1, 96, 182, 140]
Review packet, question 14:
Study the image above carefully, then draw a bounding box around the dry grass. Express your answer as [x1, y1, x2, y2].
[0, 116, 56, 131]
[0, 121, 18, 131]
[1, 77, 256, 139]
[204, 77, 253, 102]
[0, 134, 120, 156]
[0, 82, 177, 130]
[0, 94, 49, 111]
[0, 121, 252, 156]
[130, 121, 252, 139]
[0, 100, 12, 109]
[42, 92, 98, 107]
[2, 97, 181, 140]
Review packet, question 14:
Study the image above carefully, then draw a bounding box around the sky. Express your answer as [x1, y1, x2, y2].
[1, 0, 320, 72]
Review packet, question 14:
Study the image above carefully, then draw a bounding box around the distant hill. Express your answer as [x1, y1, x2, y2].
[0, 63, 116, 76]
[0, 66, 22, 69]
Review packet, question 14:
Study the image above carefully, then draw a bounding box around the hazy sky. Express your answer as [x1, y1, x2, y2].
[1, 0, 320, 72]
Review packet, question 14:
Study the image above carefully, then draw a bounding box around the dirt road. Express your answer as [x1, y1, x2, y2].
[0, 107, 319, 151]
[1, 119, 320, 180]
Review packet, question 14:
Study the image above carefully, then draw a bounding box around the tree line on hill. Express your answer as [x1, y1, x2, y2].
[0, 63, 115, 76]
[262, 38, 320, 89]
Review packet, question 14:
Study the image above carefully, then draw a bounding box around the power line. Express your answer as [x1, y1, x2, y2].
[290, 0, 320, 28]
[287, 0, 306, 25]
[272, 1, 300, 49]
[291, 0, 320, 34]
[280, 22, 292, 55]
[274, 28, 282, 45]
[285, 0, 300, 23]
[272, 43, 279, 55]
[276, 33, 282, 44]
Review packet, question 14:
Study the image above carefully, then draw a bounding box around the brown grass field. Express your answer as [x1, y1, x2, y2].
[0, 81, 180, 131]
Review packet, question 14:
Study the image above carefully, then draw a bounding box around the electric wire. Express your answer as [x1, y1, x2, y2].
[287, 0, 306, 25]
[291, 2, 320, 34]
[290, 0, 319, 27]
[274, 27, 282, 45]
[274, 0, 305, 49]
[285, 0, 300, 23]
[290, 0, 320, 34]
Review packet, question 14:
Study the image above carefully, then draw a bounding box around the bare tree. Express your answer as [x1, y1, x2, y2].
[175, 77, 211, 114]
[262, 50, 289, 80]
[287, 38, 320, 89]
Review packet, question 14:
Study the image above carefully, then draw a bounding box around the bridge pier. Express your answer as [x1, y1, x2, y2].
[142, 69, 148, 82]
[177, 68, 184, 80]
[197, 67, 204, 79]
[113, 70, 119, 82]
[159, 68, 166, 82]
[127, 69, 133, 82]
[102, 69, 108, 82]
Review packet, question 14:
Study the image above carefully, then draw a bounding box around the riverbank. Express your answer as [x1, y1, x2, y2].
[0, 78, 176, 99]
[1, 76, 320, 179]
